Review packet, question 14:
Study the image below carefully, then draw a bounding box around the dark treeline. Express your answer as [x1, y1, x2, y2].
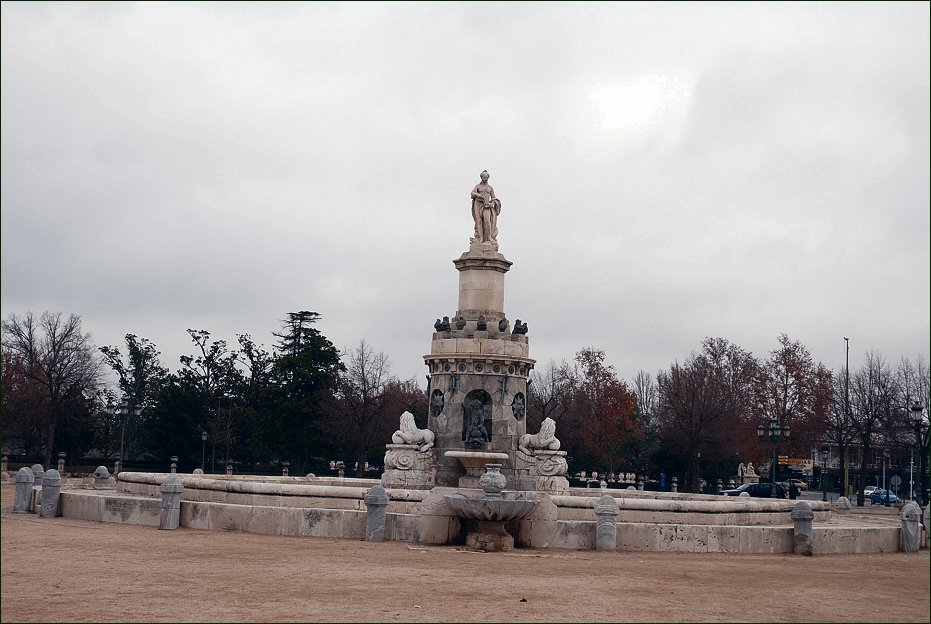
[2, 311, 928, 504]
[1, 311, 425, 476]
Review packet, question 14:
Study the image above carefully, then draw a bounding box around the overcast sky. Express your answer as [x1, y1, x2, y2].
[2, 1, 929, 388]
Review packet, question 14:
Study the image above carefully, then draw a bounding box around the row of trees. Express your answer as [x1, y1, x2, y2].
[528, 335, 929, 501]
[3, 310, 928, 503]
[2, 311, 424, 475]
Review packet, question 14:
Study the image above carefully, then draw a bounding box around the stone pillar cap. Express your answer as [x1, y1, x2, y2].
[42, 469, 61, 485]
[16, 467, 35, 482]
[791, 501, 814, 520]
[160, 475, 184, 493]
[594, 495, 619, 515]
[364, 485, 390, 505]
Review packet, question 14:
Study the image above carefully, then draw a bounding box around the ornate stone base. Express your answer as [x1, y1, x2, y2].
[516, 450, 569, 493]
[380, 445, 437, 490]
[465, 520, 514, 551]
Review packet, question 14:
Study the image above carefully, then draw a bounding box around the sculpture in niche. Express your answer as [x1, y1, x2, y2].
[470, 170, 501, 246]
[430, 389, 445, 418]
[461, 390, 492, 448]
[511, 393, 526, 421]
[519, 417, 561, 455]
[391, 411, 435, 452]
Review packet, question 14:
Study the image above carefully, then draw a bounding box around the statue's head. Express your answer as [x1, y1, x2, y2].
[480, 170, 489, 181]
[400, 411, 417, 433]
[541, 417, 556, 436]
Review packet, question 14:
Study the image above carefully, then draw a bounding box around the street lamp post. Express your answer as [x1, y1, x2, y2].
[201, 431, 208, 472]
[910, 401, 926, 507]
[883, 449, 890, 507]
[821, 448, 829, 502]
[843, 336, 850, 496]
[757, 417, 790, 497]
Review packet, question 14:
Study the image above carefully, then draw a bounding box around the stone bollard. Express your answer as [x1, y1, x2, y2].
[225, 462, 233, 476]
[1, 456, 7, 473]
[791, 501, 815, 556]
[716, 479, 723, 494]
[637, 479, 644, 491]
[159, 475, 184, 530]
[899, 501, 922, 552]
[594, 495, 619, 551]
[114, 460, 120, 475]
[13, 467, 35, 513]
[170, 456, 178, 474]
[835, 496, 851, 517]
[363, 486, 389, 542]
[599, 480, 607, 491]
[739, 491, 750, 498]
[93, 466, 110, 485]
[30, 464, 45, 486]
[670, 476, 678, 493]
[40, 469, 62, 518]
[282, 466, 289, 477]
[192, 468, 204, 475]
[924, 504, 930, 549]
[57, 453, 66, 474]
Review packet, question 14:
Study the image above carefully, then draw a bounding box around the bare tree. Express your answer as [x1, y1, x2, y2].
[849, 351, 899, 506]
[527, 359, 575, 433]
[335, 339, 397, 476]
[2, 312, 101, 466]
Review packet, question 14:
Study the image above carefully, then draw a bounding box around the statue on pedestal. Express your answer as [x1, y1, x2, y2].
[391, 412, 435, 452]
[470, 170, 501, 246]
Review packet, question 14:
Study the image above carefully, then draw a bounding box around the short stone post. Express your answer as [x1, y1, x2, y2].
[170, 456, 178, 474]
[1, 456, 7, 473]
[282, 461, 290, 477]
[899, 501, 922, 552]
[739, 491, 750, 498]
[159, 475, 183, 530]
[363, 485, 389, 542]
[225, 462, 233, 476]
[192, 468, 204, 475]
[924, 504, 930, 549]
[670, 476, 678, 493]
[114, 460, 120, 475]
[57, 452, 66, 474]
[791, 501, 815, 556]
[13, 467, 35, 513]
[93, 466, 110, 485]
[599, 479, 607, 491]
[40, 469, 62, 518]
[594, 495, 619, 551]
[835, 496, 851, 517]
[30, 464, 45, 486]
[716, 479, 723, 494]
[637, 479, 644, 491]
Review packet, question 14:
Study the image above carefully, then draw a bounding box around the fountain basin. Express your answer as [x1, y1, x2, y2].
[444, 493, 538, 522]
[445, 492, 538, 551]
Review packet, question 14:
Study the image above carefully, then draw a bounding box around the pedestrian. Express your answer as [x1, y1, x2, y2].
[789, 481, 799, 500]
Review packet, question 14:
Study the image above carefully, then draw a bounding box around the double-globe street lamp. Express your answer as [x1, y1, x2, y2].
[910, 401, 927, 507]
[757, 416, 790, 497]
[108, 396, 141, 475]
[821, 448, 829, 502]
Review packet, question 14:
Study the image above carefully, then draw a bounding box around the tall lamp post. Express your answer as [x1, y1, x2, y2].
[821, 448, 829, 502]
[883, 449, 890, 507]
[114, 396, 141, 475]
[201, 431, 208, 472]
[910, 401, 926, 507]
[757, 417, 790, 497]
[843, 336, 850, 496]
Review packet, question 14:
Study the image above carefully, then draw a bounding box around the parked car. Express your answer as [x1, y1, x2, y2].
[782, 479, 808, 491]
[863, 485, 878, 498]
[869, 489, 901, 505]
[721, 482, 788, 498]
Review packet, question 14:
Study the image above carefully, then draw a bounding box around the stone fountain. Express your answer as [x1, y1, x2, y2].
[444, 463, 538, 551]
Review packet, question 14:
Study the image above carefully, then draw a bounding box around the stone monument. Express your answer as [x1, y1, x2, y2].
[425, 171, 535, 488]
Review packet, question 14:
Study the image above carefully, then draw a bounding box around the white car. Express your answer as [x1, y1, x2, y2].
[863, 485, 878, 498]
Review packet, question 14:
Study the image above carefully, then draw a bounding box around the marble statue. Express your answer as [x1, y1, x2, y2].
[391, 411, 435, 452]
[470, 170, 501, 245]
[519, 417, 561, 455]
[745, 462, 757, 477]
[737, 463, 746, 478]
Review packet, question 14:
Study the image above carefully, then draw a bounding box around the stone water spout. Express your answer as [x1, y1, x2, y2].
[444, 463, 538, 551]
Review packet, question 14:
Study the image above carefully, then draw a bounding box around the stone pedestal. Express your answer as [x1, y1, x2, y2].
[594, 495, 619, 551]
[159, 476, 183, 530]
[425, 246, 535, 488]
[516, 450, 569, 493]
[40, 469, 61, 518]
[13, 467, 35, 513]
[364, 486, 389, 542]
[791, 501, 814, 556]
[381, 445, 437, 490]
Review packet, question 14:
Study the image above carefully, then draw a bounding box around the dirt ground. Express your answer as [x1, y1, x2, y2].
[1, 484, 928, 623]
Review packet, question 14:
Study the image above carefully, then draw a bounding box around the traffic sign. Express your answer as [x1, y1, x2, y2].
[890, 475, 902, 488]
